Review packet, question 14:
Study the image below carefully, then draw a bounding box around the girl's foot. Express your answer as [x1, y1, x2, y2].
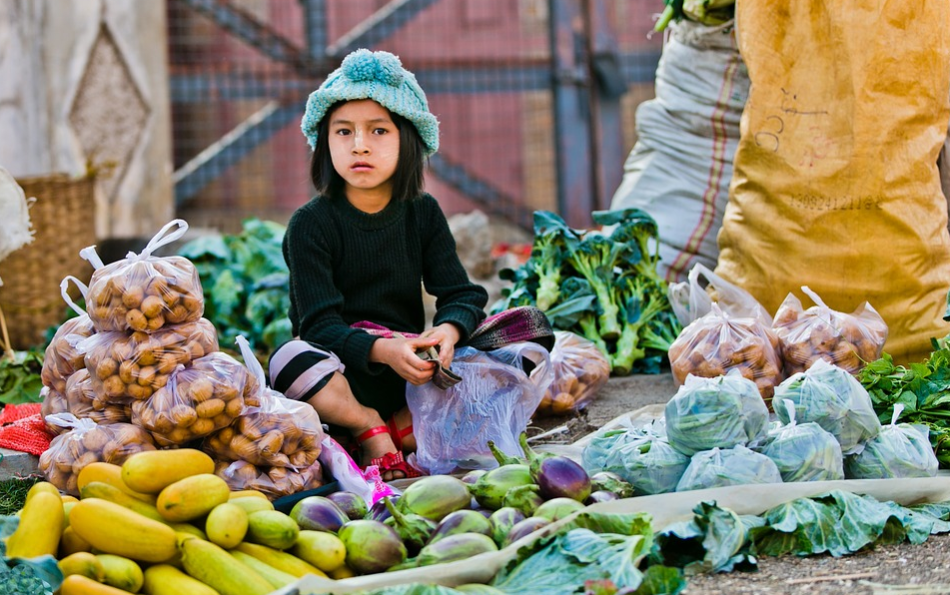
[355, 424, 421, 481]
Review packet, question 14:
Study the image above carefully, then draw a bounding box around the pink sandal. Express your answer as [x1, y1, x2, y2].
[356, 425, 423, 479]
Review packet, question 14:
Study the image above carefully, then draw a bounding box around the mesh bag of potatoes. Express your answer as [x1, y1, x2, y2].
[131, 351, 258, 447]
[204, 336, 324, 468]
[669, 303, 783, 405]
[214, 459, 325, 499]
[79, 220, 204, 333]
[41, 369, 132, 435]
[78, 318, 219, 403]
[41, 276, 96, 395]
[38, 414, 156, 495]
[772, 286, 887, 376]
[535, 331, 611, 417]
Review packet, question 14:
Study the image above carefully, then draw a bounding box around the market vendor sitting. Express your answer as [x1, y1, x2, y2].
[268, 49, 488, 482]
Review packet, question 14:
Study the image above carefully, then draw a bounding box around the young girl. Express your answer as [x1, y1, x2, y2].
[269, 49, 488, 480]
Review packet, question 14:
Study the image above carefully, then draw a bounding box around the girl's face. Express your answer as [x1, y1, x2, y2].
[328, 99, 400, 202]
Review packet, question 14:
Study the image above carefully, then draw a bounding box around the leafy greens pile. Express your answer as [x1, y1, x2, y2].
[493, 209, 680, 376]
[177, 219, 292, 358]
[0, 349, 44, 407]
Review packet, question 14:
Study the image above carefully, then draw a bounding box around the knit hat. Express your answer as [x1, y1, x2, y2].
[301, 49, 439, 155]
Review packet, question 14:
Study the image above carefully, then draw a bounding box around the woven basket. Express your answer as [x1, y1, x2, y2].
[0, 174, 97, 349]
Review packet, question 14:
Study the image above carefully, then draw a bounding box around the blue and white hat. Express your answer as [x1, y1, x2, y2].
[301, 49, 439, 156]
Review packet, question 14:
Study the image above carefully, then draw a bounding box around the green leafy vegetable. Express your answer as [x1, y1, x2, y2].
[0, 350, 44, 406]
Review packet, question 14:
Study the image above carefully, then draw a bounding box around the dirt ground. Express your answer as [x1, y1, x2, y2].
[526, 374, 950, 595]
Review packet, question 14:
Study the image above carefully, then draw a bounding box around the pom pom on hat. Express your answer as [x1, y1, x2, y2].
[301, 49, 439, 155]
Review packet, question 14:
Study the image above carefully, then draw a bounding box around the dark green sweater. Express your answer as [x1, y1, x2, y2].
[283, 192, 488, 416]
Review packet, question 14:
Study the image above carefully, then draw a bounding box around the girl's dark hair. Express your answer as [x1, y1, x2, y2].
[309, 102, 427, 202]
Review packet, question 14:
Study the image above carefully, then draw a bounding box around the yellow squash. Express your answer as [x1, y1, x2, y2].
[121, 449, 215, 493]
[232, 542, 325, 578]
[60, 574, 132, 595]
[97, 554, 144, 593]
[68, 498, 177, 563]
[205, 503, 248, 549]
[77, 462, 155, 503]
[245, 510, 299, 550]
[5, 491, 64, 558]
[143, 564, 221, 595]
[58, 552, 105, 581]
[156, 474, 230, 522]
[179, 537, 274, 595]
[229, 550, 297, 588]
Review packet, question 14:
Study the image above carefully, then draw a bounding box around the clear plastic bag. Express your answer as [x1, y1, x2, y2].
[78, 318, 218, 403]
[675, 445, 783, 492]
[667, 263, 773, 329]
[204, 337, 325, 469]
[664, 371, 770, 456]
[844, 405, 938, 479]
[80, 220, 204, 333]
[668, 303, 783, 404]
[602, 434, 690, 495]
[38, 414, 156, 495]
[773, 286, 888, 375]
[758, 399, 844, 482]
[41, 369, 132, 435]
[535, 331, 610, 417]
[407, 342, 554, 475]
[131, 352, 254, 446]
[773, 358, 881, 456]
[581, 424, 659, 474]
[41, 277, 95, 395]
[214, 459, 325, 500]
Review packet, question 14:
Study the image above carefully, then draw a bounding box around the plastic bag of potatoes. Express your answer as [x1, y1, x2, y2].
[39, 414, 156, 495]
[772, 286, 887, 375]
[41, 277, 96, 395]
[80, 220, 204, 333]
[669, 303, 783, 404]
[131, 351, 257, 446]
[41, 369, 132, 435]
[535, 331, 610, 417]
[78, 318, 218, 403]
[214, 459, 325, 499]
[204, 336, 324, 468]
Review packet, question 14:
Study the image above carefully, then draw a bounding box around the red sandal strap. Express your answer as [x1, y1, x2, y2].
[356, 425, 390, 444]
[387, 415, 413, 452]
[369, 451, 423, 479]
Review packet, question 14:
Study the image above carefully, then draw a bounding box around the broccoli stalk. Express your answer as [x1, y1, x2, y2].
[566, 235, 626, 340]
[578, 313, 610, 359]
[530, 236, 564, 311]
[610, 277, 670, 375]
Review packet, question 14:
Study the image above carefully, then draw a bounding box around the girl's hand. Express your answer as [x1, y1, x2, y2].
[370, 336, 439, 385]
[420, 323, 461, 368]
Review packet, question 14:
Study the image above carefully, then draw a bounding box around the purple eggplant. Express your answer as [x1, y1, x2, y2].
[338, 519, 407, 574]
[488, 507, 525, 547]
[501, 484, 544, 517]
[534, 497, 586, 522]
[470, 464, 534, 510]
[428, 509, 493, 545]
[461, 469, 488, 485]
[290, 496, 350, 533]
[503, 516, 551, 547]
[367, 494, 400, 522]
[382, 496, 436, 553]
[416, 533, 498, 567]
[586, 490, 620, 505]
[487, 440, 524, 466]
[327, 490, 369, 520]
[590, 471, 635, 499]
[519, 433, 591, 502]
[397, 475, 471, 522]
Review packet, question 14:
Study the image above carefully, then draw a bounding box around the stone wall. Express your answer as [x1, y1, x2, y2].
[0, 0, 173, 239]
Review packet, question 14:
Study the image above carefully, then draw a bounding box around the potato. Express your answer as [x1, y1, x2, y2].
[42, 315, 96, 394]
[214, 458, 324, 499]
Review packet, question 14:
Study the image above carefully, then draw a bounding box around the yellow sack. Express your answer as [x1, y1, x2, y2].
[716, 0, 950, 363]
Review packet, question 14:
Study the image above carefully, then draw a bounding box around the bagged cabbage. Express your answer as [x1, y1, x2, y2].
[131, 352, 256, 446]
[602, 434, 690, 495]
[214, 459, 324, 499]
[581, 424, 658, 473]
[204, 337, 324, 469]
[773, 286, 887, 375]
[536, 331, 611, 416]
[41, 370, 131, 435]
[80, 220, 204, 333]
[39, 414, 156, 495]
[845, 405, 938, 479]
[664, 371, 769, 456]
[773, 359, 880, 455]
[79, 318, 218, 403]
[676, 445, 782, 492]
[668, 303, 783, 403]
[41, 277, 96, 395]
[759, 399, 844, 482]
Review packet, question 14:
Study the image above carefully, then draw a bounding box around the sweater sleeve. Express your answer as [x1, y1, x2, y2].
[420, 196, 489, 341]
[284, 205, 383, 374]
